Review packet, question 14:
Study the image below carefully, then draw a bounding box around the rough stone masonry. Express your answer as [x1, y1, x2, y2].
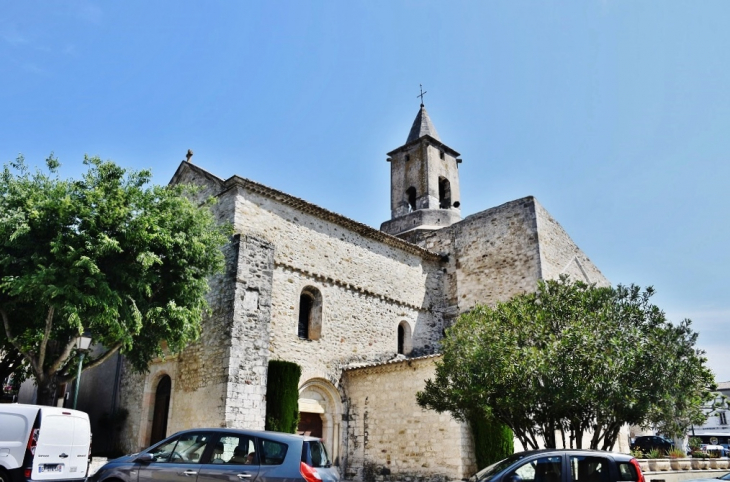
[115, 104, 608, 482]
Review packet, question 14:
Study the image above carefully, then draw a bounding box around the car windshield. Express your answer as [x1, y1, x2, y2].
[720, 473, 730, 481]
[473, 453, 532, 482]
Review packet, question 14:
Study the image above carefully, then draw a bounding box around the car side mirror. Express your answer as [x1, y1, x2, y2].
[135, 453, 155, 463]
[504, 474, 522, 482]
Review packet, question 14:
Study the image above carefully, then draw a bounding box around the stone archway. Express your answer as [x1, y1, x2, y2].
[298, 378, 343, 465]
[150, 375, 171, 444]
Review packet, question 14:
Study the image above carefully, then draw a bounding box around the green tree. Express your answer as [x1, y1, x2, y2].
[265, 360, 302, 433]
[417, 276, 715, 451]
[0, 155, 231, 405]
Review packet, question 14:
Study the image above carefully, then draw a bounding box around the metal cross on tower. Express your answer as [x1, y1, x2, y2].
[417, 84, 427, 106]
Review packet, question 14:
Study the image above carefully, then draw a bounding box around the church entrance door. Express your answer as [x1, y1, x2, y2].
[298, 379, 342, 465]
[297, 412, 323, 438]
[150, 375, 171, 445]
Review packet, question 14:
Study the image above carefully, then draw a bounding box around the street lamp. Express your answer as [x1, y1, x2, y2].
[72, 333, 92, 410]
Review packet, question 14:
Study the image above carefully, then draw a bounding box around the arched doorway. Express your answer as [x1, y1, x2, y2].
[150, 375, 171, 445]
[298, 379, 342, 464]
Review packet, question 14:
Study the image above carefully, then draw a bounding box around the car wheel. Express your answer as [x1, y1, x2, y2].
[0, 468, 10, 482]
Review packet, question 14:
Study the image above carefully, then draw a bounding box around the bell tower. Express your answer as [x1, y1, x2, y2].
[380, 102, 462, 239]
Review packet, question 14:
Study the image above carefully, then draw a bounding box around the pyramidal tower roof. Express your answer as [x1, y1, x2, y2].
[406, 104, 440, 144]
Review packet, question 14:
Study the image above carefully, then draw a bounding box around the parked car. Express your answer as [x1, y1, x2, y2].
[87, 428, 338, 482]
[0, 404, 91, 482]
[470, 449, 644, 482]
[630, 436, 675, 454]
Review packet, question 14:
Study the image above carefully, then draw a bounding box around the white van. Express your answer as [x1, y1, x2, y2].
[0, 404, 91, 482]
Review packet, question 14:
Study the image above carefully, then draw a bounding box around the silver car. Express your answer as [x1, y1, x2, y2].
[88, 429, 339, 482]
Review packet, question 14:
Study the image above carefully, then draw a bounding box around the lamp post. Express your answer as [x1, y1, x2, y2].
[73, 333, 92, 410]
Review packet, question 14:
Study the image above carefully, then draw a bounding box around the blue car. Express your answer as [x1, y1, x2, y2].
[87, 428, 338, 482]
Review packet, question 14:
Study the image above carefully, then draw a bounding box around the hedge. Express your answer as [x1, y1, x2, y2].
[265, 360, 302, 433]
[469, 411, 514, 470]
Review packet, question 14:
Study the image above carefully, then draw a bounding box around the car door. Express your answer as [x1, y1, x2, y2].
[137, 432, 214, 482]
[567, 454, 610, 482]
[500, 454, 565, 482]
[196, 433, 260, 482]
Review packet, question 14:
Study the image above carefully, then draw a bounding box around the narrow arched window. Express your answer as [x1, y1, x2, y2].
[397, 325, 405, 354]
[298, 287, 323, 340]
[439, 177, 451, 209]
[298, 293, 313, 339]
[397, 321, 412, 355]
[406, 187, 417, 212]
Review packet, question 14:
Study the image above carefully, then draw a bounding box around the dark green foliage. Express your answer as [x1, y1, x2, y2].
[469, 410, 513, 470]
[0, 155, 232, 405]
[417, 276, 716, 451]
[265, 360, 302, 433]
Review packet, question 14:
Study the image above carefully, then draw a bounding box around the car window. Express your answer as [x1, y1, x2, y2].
[148, 436, 180, 463]
[209, 434, 257, 465]
[148, 433, 212, 464]
[258, 438, 288, 466]
[616, 462, 639, 481]
[474, 453, 534, 482]
[302, 441, 330, 468]
[570, 456, 607, 482]
[506, 456, 562, 482]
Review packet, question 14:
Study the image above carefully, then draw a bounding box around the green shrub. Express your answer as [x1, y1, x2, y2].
[646, 449, 662, 459]
[468, 410, 514, 469]
[689, 437, 702, 452]
[265, 360, 302, 433]
[668, 447, 686, 459]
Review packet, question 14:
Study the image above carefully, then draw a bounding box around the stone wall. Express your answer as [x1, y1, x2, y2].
[341, 355, 476, 482]
[230, 183, 447, 385]
[404, 196, 607, 319]
[534, 202, 609, 286]
[224, 234, 275, 429]
[413, 197, 542, 316]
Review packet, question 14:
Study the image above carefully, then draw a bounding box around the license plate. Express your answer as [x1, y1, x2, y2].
[39, 464, 63, 473]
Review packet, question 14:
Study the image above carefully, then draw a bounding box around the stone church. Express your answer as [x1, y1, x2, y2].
[116, 104, 608, 480]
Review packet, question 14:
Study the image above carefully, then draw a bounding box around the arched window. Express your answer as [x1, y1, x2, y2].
[397, 321, 412, 355]
[298, 286, 323, 340]
[439, 177, 451, 209]
[406, 187, 417, 212]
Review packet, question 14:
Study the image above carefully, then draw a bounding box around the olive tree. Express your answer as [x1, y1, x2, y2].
[417, 277, 716, 450]
[0, 155, 231, 405]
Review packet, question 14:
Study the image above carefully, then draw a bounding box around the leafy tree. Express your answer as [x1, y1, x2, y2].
[0, 155, 231, 405]
[417, 276, 716, 451]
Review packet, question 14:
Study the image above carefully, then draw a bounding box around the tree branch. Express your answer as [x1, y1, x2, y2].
[56, 342, 123, 384]
[48, 336, 80, 375]
[0, 307, 42, 375]
[37, 306, 54, 372]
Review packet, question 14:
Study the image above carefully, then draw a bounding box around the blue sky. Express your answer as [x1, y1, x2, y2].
[2, 2, 729, 381]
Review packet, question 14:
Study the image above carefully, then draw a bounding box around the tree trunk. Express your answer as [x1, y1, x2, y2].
[36, 375, 59, 406]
